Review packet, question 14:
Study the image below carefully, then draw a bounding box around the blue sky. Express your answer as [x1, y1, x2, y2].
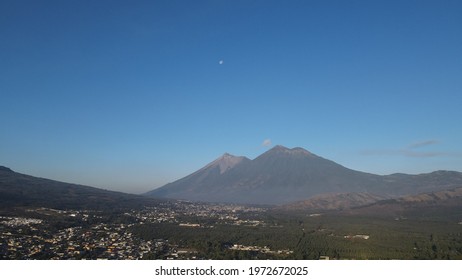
[1, 0, 461, 193]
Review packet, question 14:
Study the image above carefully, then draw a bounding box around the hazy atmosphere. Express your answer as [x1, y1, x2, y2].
[1, 0, 461, 193]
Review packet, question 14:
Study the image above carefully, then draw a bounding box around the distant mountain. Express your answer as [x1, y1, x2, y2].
[0, 166, 159, 210]
[146, 145, 462, 205]
[381, 170, 462, 194]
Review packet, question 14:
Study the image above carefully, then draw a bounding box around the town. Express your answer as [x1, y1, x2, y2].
[0, 201, 289, 260]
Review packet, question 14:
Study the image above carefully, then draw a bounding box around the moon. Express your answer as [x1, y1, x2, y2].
[218, 60, 224, 65]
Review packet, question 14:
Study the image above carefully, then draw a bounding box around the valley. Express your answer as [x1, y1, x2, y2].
[2, 197, 462, 260]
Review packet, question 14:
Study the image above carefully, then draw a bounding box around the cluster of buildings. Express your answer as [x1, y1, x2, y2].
[0, 218, 169, 259]
[0, 201, 273, 260]
[344, 234, 370, 240]
[0, 216, 43, 227]
[124, 201, 268, 227]
[229, 244, 293, 255]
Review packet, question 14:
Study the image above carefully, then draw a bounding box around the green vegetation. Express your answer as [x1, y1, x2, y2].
[129, 209, 462, 260]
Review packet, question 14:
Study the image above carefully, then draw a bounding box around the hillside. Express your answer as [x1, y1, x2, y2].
[0, 166, 159, 210]
[277, 192, 387, 211]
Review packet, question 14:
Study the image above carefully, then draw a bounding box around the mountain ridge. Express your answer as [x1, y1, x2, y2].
[0, 166, 160, 210]
[146, 145, 462, 205]
[201, 153, 250, 174]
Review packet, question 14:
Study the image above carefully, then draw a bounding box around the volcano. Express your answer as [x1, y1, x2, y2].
[146, 145, 462, 204]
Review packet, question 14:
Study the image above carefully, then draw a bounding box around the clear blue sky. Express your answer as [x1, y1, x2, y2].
[1, 0, 461, 193]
